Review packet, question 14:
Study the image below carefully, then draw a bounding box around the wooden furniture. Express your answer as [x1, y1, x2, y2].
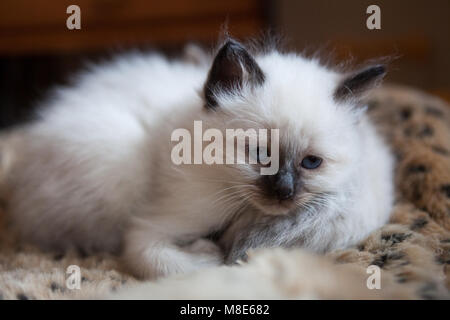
[0, 1, 268, 128]
[0, 0, 267, 55]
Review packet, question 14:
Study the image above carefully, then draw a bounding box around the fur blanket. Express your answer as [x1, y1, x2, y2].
[0, 85, 449, 299]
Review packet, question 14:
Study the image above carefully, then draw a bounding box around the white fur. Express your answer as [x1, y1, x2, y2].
[1, 47, 393, 279]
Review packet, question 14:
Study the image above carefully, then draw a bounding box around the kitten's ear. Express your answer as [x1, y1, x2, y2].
[204, 39, 265, 109]
[334, 64, 386, 102]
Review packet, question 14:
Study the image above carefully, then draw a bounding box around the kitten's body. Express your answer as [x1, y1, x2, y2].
[0, 40, 393, 278]
[2, 53, 209, 254]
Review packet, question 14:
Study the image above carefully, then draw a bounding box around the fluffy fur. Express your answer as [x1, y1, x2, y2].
[0, 38, 394, 279]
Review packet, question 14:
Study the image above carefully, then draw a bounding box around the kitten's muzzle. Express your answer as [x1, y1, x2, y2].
[258, 163, 300, 207]
[273, 170, 295, 201]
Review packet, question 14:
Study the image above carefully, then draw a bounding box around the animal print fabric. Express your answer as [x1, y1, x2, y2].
[0, 85, 448, 299]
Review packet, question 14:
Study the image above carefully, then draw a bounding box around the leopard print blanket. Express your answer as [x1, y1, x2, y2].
[0, 85, 448, 299]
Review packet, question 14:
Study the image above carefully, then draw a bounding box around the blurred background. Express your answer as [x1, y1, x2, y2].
[0, 0, 449, 128]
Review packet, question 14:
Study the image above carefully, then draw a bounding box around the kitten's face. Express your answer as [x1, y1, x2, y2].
[202, 39, 385, 215]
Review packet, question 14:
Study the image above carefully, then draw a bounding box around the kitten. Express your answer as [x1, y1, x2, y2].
[0, 37, 393, 279]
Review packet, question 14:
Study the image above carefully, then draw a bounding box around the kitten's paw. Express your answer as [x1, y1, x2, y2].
[193, 252, 224, 269]
[185, 238, 222, 256]
[184, 238, 224, 268]
[123, 239, 224, 280]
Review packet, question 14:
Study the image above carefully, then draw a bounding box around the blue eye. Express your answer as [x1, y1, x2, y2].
[301, 155, 322, 169]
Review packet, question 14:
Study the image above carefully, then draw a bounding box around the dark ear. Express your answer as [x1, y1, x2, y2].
[204, 39, 265, 109]
[334, 64, 386, 102]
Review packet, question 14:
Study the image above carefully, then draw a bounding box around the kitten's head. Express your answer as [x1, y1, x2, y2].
[201, 38, 386, 215]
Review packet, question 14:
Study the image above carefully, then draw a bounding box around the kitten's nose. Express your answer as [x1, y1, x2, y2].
[275, 172, 295, 200]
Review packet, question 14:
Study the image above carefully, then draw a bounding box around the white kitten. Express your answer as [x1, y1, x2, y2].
[0, 38, 393, 279]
